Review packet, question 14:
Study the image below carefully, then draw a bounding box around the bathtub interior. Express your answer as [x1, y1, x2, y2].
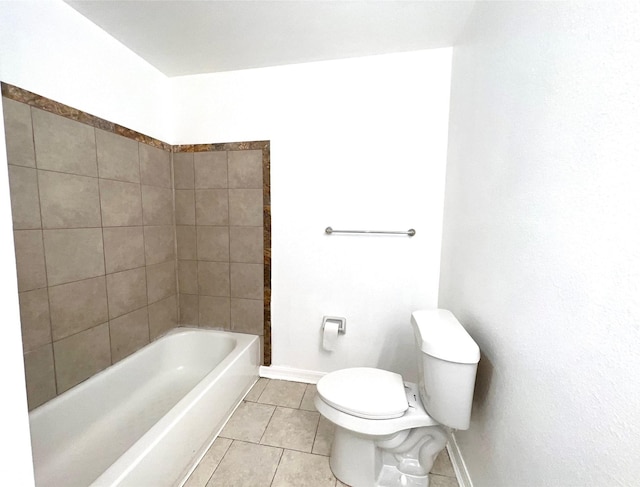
[29, 328, 259, 487]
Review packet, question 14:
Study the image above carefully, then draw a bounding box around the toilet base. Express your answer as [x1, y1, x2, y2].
[329, 424, 448, 487]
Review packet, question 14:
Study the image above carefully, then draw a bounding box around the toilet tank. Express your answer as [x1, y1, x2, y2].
[411, 309, 480, 430]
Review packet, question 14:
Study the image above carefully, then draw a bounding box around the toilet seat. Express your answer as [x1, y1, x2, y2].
[314, 379, 439, 437]
[316, 367, 408, 420]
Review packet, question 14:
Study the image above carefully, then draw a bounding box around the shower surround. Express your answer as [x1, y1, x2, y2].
[1, 83, 271, 410]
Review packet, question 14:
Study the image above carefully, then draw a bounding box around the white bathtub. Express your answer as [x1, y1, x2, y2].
[29, 328, 260, 487]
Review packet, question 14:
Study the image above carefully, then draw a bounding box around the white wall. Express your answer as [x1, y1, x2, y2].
[441, 2, 640, 486]
[0, 1, 169, 141]
[171, 49, 452, 379]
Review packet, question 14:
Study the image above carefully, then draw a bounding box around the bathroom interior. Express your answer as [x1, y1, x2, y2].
[1, 1, 639, 486]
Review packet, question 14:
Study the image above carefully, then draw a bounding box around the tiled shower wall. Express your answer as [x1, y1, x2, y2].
[3, 96, 178, 409]
[173, 150, 264, 337]
[2, 85, 270, 411]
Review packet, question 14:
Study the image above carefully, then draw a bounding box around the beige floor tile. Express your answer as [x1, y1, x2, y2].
[271, 450, 337, 487]
[257, 379, 306, 408]
[300, 384, 317, 411]
[220, 401, 275, 443]
[336, 482, 350, 487]
[429, 473, 460, 487]
[432, 448, 456, 477]
[312, 415, 335, 456]
[245, 378, 269, 402]
[184, 437, 232, 487]
[261, 406, 320, 452]
[206, 440, 282, 487]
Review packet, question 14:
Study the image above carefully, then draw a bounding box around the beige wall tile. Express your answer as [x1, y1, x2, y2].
[206, 441, 282, 487]
[106, 267, 147, 319]
[43, 228, 105, 286]
[49, 276, 108, 340]
[195, 189, 228, 225]
[178, 260, 198, 294]
[198, 261, 230, 297]
[194, 151, 227, 189]
[175, 189, 196, 225]
[173, 152, 194, 189]
[231, 298, 264, 335]
[176, 225, 197, 260]
[8, 165, 41, 229]
[144, 225, 175, 265]
[228, 150, 263, 189]
[271, 450, 336, 487]
[149, 295, 178, 339]
[32, 108, 97, 176]
[146, 260, 176, 304]
[13, 230, 47, 292]
[199, 295, 230, 328]
[197, 226, 230, 262]
[230, 226, 263, 263]
[2, 97, 35, 168]
[96, 129, 140, 183]
[179, 294, 199, 325]
[140, 144, 171, 188]
[99, 179, 143, 227]
[103, 226, 145, 273]
[23, 344, 56, 410]
[19, 288, 51, 352]
[39, 170, 101, 229]
[230, 263, 264, 299]
[142, 185, 173, 225]
[109, 307, 149, 362]
[53, 323, 111, 393]
[229, 189, 263, 226]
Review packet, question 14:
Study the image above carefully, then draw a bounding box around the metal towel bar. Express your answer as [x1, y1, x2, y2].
[325, 227, 416, 237]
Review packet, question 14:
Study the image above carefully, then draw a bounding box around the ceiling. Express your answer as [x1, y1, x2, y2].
[65, 0, 476, 77]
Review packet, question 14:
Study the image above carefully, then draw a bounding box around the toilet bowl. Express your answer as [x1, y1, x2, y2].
[315, 309, 480, 487]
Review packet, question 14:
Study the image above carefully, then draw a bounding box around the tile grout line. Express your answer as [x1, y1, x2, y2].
[204, 438, 234, 487]
[170, 148, 180, 329]
[268, 445, 286, 487]
[89, 124, 118, 367]
[136, 142, 153, 344]
[29, 103, 60, 398]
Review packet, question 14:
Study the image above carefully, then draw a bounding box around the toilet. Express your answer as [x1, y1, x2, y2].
[314, 309, 480, 487]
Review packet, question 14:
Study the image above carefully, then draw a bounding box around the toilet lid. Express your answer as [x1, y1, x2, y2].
[316, 367, 408, 420]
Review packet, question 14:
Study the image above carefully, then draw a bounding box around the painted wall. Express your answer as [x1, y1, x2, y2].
[0, 1, 169, 142]
[170, 49, 452, 379]
[440, 2, 640, 486]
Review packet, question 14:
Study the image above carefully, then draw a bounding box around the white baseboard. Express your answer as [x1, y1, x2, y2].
[447, 431, 473, 487]
[259, 365, 326, 384]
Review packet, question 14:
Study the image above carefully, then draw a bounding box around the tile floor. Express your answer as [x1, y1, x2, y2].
[184, 378, 460, 487]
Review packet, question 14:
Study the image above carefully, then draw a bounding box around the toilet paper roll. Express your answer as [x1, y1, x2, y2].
[322, 321, 340, 352]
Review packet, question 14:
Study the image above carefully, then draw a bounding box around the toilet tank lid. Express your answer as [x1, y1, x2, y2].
[411, 309, 480, 364]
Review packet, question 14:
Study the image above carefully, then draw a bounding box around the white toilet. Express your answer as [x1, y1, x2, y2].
[314, 309, 480, 487]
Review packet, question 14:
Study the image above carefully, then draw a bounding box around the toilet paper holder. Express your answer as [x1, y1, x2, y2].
[322, 316, 346, 334]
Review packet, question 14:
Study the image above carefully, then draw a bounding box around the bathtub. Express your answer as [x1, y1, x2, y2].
[29, 328, 260, 487]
